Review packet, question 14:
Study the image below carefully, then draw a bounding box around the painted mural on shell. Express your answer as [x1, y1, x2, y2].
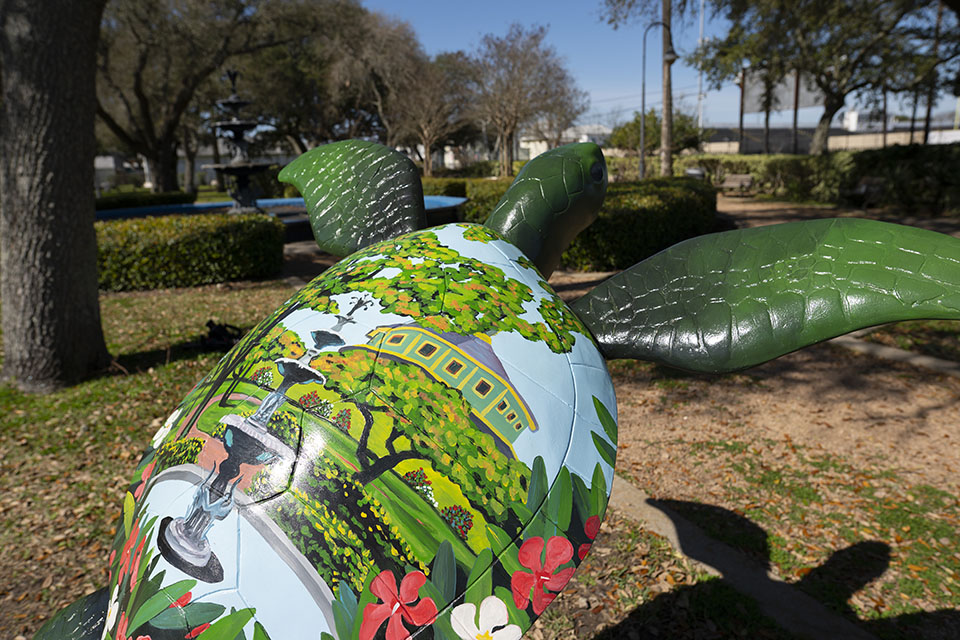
[101, 224, 618, 640]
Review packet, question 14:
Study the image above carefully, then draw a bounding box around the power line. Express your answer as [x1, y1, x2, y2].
[589, 83, 700, 104]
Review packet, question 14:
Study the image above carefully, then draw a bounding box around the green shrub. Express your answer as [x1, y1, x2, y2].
[96, 213, 284, 291]
[561, 178, 718, 271]
[95, 190, 197, 210]
[463, 179, 513, 223]
[847, 144, 960, 213]
[156, 437, 204, 466]
[420, 177, 512, 223]
[422, 177, 467, 197]
[675, 144, 960, 213]
[433, 160, 497, 178]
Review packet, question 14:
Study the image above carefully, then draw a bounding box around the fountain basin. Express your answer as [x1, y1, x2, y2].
[95, 195, 468, 226]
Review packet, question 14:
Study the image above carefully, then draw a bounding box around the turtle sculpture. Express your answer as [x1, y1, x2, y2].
[39, 140, 960, 640]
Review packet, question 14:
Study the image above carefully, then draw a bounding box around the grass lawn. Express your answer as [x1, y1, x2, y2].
[0, 279, 295, 637]
[865, 319, 960, 363]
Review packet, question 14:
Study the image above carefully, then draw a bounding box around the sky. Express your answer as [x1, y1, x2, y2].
[361, 0, 958, 131]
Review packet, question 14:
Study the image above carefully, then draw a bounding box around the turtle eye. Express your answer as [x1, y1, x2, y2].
[590, 161, 604, 183]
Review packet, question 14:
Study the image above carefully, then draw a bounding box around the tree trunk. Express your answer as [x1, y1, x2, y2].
[422, 140, 433, 178]
[212, 139, 225, 190]
[183, 154, 196, 194]
[923, 0, 944, 144]
[286, 134, 309, 155]
[181, 128, 197, 194]
[764, 106, 771, 154]
[810, 96, 843, 155]
[148, 143, 180, 193]
[660, 0, 674, 177]
[910, 90, 918, 144]
[0, 0, 111, 391]
[882, 89, 888, 148]
[498, 128, 515, 178]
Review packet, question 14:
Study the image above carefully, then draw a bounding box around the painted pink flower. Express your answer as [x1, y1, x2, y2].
[116, 611, 129, 640]
[185, 623, 210, 639]
[359, 570, 438, 640]
[511, 536, 576, 615]
[128, 536, 146, 589]
[169, 591, 192, 608]
[133, 461, 156, 500]
[578, 515, 602, 561]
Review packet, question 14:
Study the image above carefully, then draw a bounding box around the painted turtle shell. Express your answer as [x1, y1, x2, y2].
[101, 223, 618, 639]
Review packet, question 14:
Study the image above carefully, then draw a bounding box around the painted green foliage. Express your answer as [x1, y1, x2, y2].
[306, 228, 584, 354]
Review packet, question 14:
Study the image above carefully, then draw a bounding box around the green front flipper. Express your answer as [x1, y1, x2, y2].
[278, 140, 427, 256]
[573, 218, 960, 373]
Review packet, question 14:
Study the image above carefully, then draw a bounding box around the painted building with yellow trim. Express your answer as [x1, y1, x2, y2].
[353, 324, 538, 457]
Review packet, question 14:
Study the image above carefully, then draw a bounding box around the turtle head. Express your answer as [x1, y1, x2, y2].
[483, 142, 607, 278]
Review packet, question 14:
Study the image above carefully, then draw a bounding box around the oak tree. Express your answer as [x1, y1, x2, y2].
[0, 0, 111, 390]
[96, 0, 322, 192]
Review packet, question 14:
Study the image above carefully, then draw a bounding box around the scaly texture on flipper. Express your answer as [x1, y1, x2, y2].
[484, 142, 607, 278]
[278, 140, 427, 256]
[573, 218, 960, 372]
[33, 588, 107, 640]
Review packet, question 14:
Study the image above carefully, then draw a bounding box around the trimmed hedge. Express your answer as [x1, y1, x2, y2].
[95, 190, 197, 210]
[675, 144, 960, 213]
[423, 175, 718, 272]
[562, 178, 718, 271]
[96, 213, 285, 291]
[421, 177, 513, 223]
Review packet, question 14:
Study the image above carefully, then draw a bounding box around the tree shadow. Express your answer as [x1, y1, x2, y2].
[594, 499, 960, 639]
[98, 329, 240, 380]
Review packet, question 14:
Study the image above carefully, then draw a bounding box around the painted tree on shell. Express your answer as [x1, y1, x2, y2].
[304, 230, 585, 353]
[314, 349, 531, 527]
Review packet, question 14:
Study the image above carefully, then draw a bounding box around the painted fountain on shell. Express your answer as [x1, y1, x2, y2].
[158, 332, 334, 581]
[206, 70, 275, 214]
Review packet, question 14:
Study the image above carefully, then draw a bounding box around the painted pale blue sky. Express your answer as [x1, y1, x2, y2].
[361, 0, 956, 131]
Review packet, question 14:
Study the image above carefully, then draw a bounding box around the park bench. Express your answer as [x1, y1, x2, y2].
[719, 173, 754, 196]
[845, 176, 885, 209]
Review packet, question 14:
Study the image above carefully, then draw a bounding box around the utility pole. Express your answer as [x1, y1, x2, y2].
[697, 0, 704, 132]
[660, 0, 675, 177]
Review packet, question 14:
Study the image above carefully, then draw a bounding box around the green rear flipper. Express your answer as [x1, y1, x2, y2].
[278, 140, 427, 256]
[33, 588, 107, 640]
[573, 218, 960, 373]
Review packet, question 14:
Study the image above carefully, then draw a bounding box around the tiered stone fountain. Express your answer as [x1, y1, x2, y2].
[206, 70, 275, 214]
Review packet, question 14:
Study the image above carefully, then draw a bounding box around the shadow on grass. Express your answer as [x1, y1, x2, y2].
[105, 335, 233, 378]
[596, 500, 960, 640]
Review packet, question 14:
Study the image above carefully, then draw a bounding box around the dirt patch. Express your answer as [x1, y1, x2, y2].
[613, 345, 960, 498]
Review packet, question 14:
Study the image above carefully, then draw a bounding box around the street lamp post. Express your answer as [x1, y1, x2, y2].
[640, 22, 678, 180]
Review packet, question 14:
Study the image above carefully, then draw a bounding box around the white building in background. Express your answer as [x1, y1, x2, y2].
[518, 124, 612, 161]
